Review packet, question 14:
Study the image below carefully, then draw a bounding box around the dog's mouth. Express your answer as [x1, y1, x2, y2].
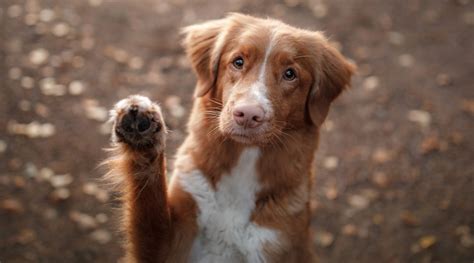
[229, 132, 256, 144]
[224, 126, 275, 145]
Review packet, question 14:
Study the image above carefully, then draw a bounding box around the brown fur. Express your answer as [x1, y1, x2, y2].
[104, 13, 355, 263]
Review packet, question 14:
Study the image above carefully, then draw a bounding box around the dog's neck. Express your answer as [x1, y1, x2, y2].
[178, 98, 320, 191]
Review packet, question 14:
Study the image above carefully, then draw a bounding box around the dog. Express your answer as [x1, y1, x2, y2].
[105, 13, 355, 263]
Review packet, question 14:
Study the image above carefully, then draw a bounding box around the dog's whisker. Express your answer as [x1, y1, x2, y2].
[208, 98, 223, 105]
[294, 55, 313, 60]
[279, 130, 298, 148]
[207, 124, 221, 137]
[203, 112, 221, 118]
[271, 131, 288, 152]
[205, 106, 223, 111]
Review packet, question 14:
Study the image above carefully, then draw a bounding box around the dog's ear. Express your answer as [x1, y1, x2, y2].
[181, 19, 227, 97]
[305, 39, 356, 126]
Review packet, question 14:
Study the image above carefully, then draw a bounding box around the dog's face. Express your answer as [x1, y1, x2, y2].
[183, 13, 355, 145]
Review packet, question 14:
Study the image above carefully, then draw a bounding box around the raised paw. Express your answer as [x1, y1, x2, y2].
[110, 95, 166, 150]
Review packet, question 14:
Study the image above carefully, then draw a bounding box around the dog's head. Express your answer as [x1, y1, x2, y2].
[182, 13, 355, 145]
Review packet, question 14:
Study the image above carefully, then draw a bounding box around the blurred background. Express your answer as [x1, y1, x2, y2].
[1, 0, 473, 262]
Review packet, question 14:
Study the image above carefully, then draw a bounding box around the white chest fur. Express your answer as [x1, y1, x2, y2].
[177, 147, 279, 263]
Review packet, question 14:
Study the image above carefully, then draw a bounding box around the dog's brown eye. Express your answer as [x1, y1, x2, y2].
[283, 68, 297, 81]
[232, 57, 244, 69]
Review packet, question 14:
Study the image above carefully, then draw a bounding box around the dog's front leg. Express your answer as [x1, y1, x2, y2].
[107, 95, 171, 262]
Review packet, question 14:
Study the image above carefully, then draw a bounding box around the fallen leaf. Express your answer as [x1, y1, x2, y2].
[1, 199, 24, 214]
[419, 235, 437, 249]
[455, 225, 470, 236]
[436, 73, 452, 87]
[68, 80, 86, 95]
[165, 96, 186, 119]
[419, 135, 441, 154]
[449, 131, 463, 145]
[399, 54, 414, 67]
[94, 189, 110, 202]
[20, 76, 35, 89]
[88, 0, 103, 7]
[460, 235, 474, 248]
[50, 188, 71, 202]
[461, 99, 474, 116]
[39, 9, 55, 22]
[39, 78, 66, 96]
[388, 31, 404, 45]
[29, 48, 49, 65]
[314, 231, 334, 247]
[309, 2, 328, 18]
[463, 11, 474, 25]
[24, 13, 38, 26]
[7, 5, 23, 18]
[363, 76, 380, 91]
[342, 224, 358, 236]
[50, 174, 73, 188]
[371, 171, 389, 188]
[400, 210, 420, 227]
[38, 167, 54, 182]
[309, 199, 319, 213]
[7, 121, 56, 138]
[372, 148, 392, 164]
[52, 22, 70, 37]
[324, 185, 338, 200]
[128, 56, 144, 70]
[82, 182, 99, 195]
[408, 110, 431, 127]
[70, 211, 98, 229]
[90, 229, 112, 244]
[15, 229, 36, 244]
[8, 67, 22, 79]
[82, 100, 108, 122]
[95, 213, 108, 224]
[0, 140, 7, 153]
[348, 194, 370, 209]
[24, 162, 38, 178]
[13, 176, 26, 188]
[35, 103, 50, 117]
[323, 156, 339, 170]
[372, 214, 384, 225]
[42, 208, 58, 219]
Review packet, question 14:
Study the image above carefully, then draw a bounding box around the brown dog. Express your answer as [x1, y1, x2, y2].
[105, 13, 355, 263]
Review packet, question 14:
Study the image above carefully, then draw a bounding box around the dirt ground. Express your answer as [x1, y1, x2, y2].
[1, 0, 473, 262]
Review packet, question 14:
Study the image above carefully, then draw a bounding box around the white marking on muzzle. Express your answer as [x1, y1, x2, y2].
[245, 30, 276, 117]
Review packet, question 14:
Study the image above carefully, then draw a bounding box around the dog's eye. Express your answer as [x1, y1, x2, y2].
[283, 68, 297, 81]
[232, 57, 244, 69]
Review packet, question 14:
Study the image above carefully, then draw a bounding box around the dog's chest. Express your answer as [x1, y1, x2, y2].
[178, 148, 278, 262]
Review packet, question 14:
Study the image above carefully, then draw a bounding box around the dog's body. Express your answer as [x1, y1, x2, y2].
[105, 14, 354, 263]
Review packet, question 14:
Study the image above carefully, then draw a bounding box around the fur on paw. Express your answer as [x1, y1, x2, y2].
[110, 95, 166, 150]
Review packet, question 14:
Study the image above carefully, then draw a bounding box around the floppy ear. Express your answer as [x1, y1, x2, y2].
[306, 43, 356, 126]
[181, 19, 227, 97]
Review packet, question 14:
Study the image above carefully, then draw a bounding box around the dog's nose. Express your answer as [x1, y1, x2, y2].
[233, 104, 265, 128]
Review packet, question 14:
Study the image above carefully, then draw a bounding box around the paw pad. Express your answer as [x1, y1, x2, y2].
[111, 95, 165, 148]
